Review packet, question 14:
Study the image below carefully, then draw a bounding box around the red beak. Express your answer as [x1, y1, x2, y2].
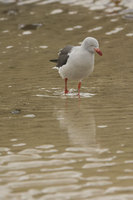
[95, 48, 103, 56]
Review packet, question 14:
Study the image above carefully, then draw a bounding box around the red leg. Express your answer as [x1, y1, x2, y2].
[78, 81, 81, 95]
[65, 78, 69, 94]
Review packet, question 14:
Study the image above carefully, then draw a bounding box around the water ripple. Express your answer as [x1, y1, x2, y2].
[0, 159, 76, 172]
[35, 87, 95, 98]
[0, 142, 132, 200]
[83, 162, 116, 169]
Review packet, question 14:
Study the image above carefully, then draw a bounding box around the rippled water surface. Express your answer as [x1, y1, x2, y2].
[0, 0, 133, 199]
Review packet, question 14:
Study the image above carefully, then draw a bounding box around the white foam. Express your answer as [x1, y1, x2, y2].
[22, 31, 32, 35]
[12, 143, 26, 147]
[6, 46, 13, 49]
[110, 18, 118, 22]
[0, 18, 8, 21]
[126, 33, 133, 37]
[68, 11, 78, 15]
[65, 27, 74, 31]
[39, 45, 48, 49]
[36, 144, 55, 149]
[97, 125, 108, 128]
[105, 27, 124, 35]
[50, 9, 63, 15]
[23, 114, 36, 118]
[65, 25, 82, 31]
[74, 25, 82, 29]
[88, 26, 103, 32]
[2, 30, 9, 33]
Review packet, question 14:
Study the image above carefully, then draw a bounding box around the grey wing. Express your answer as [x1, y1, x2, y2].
[57, 45, 73, 68]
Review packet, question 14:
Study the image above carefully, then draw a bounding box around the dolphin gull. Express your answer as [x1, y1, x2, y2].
[50, 37, 102, 95]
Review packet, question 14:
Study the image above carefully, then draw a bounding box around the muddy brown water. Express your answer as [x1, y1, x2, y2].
[0, 0, 133, 199]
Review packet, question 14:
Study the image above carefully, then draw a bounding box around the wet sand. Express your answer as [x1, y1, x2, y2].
[0, 1, 133, 199]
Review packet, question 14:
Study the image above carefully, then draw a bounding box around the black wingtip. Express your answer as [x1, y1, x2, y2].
[50, 59, 58, 63]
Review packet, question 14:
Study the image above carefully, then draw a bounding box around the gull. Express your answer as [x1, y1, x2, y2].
[50, 37, 102, 95]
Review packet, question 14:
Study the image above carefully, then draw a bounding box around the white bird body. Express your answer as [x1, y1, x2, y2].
[50, 37, 102, 95]
[59, 46, 95, 80]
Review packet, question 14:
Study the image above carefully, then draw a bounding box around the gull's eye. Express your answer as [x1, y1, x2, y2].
[89, 44, 94, 47]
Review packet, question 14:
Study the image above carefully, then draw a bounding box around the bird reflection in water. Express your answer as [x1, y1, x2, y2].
[55, 100, 99, 151]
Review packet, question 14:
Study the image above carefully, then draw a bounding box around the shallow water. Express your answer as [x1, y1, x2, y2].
[0, 0, 133, 199]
